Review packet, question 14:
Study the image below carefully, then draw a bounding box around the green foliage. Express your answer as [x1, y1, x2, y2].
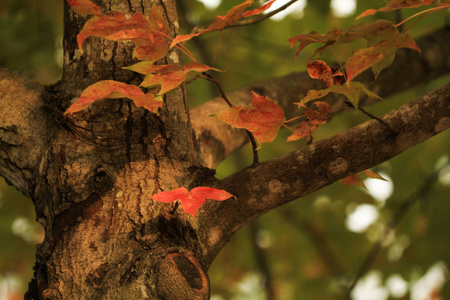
[0, 0, 62, 84]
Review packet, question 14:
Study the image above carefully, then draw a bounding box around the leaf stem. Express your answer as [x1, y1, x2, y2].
[281, 123, 295, 132]
[212, 30, 223, 67]
[395, 5, 448, 32]
[153, 29, 198, 62]
[345, 101, 392, 129]
[284, 115, 304, 124]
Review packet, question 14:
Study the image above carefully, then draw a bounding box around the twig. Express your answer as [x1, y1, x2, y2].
[344, 101, 392, 130]
[201, 72, 259, 166]
[248, 220, 276, 300]
[230, 0, 300, 28]
[345, 167, 443, 299]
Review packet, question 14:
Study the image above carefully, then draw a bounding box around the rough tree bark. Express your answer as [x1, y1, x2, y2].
[0, 1, 448, 299]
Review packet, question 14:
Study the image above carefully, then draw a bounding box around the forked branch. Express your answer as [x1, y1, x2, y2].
[199, 82, 450, 264]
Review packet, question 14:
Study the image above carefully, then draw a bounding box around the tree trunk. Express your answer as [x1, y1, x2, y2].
[0, 1, 448, 299]
[1, 0, 210, 299]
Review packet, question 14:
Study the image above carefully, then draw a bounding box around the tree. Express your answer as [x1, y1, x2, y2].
[0, 0, 449, 299]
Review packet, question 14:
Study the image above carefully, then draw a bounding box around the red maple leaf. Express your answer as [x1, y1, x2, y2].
[287, 101, 331, 142]
[69, 1, 170, 62]
[138, 63, 220, 95]
[307, 60, 345, 87]
[64, 80, 162, 114]
[216, 91, 285, 145]
[150, 187, 234, 217]
[67, 0, 102, 16]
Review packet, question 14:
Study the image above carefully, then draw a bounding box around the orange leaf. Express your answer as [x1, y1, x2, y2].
[307, 60, 345, 87]
[305, 101, 331, 125]
[300, 82, 381, 109]
[140, 63, 219, 94]
[288, 20, 395, 58]
[64, 80, 162, 114]
[364, 170, 387, 181]
[170, 0, 275, 48]
[124, 61, 172, 74]
[78, 12, 147, 48]
[287, 121, 318, 142]
[150, 187, 234, 217]
[216, 91, 284, 145]
[288, 29, 341, 58]
[346, 49, 384, 82]
[357, 0, 437, 19]
[346, 32, 420, 81]
[67, 0, 102, 16]
[76, 6, 169, 61]
[287, 101, 330, 142]
[242, 0, 277, 17]
[340, 169, 387, 188]
[340, 173, 367, 189]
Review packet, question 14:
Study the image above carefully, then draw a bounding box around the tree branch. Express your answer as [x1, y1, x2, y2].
[229, 0, 300, 28]
[200, 82, 450, 264]
[0, 69, 55, 198]
[190, 26, 450, 168]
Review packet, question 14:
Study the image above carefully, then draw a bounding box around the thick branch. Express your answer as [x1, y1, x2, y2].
[191, 26, 450, 168]
[200, 82, 450, 264]
[0, 69, 55, 197]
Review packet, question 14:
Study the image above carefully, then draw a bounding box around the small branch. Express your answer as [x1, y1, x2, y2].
[201, 73, 234, 108]
[230, 0, 300, 28]
[200, 82, 450, 264]
[344, 101, 393, 130]
[190, 28, 450, 169]
[344, 167, 444, 299]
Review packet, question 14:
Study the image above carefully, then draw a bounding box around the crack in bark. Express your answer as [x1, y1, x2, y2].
[111, 43, 118, 81]
[125, 0, 134, 13]
[125, 102, 133, 162]
[139, 110, 149, 158]
[140, 0, 145, 15]
[152, 155, 161, 194]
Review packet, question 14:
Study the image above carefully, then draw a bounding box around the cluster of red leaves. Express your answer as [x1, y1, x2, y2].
[64, 0, 172, 114]
[215, 91, 285, 146]
[65, 0, 275, 116]
[287, 101, 331, 142]
[149, 187, 234, 217]
[70, 1, 169, 62]
[170, 0, 276, 48]
[289, 19, 420, 85]
[65, 0, 428, 211]
[65, 0, 276, 215]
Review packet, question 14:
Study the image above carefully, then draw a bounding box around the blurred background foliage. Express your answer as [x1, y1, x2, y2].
[0, 0, 449, 299]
